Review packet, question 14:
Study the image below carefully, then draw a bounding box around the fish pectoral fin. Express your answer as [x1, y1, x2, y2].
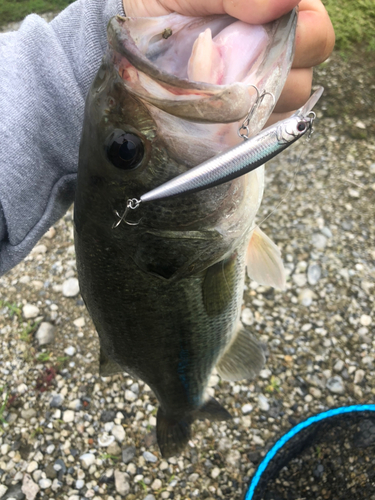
[99, 346, 124, 376]
[216, 322, 265, 382]
[156, 408, 192, 458]
[246, 225, 286, 290]
[202, 253, 238, 316]
[194, 397, 232, 421]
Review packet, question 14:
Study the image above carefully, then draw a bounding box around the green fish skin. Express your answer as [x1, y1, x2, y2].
[74, 11, 296, 457]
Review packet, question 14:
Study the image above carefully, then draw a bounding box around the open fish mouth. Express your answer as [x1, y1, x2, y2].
[107, 10, 297, 130]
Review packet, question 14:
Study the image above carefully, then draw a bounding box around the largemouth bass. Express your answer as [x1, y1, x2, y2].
[75, 10, 297, 457]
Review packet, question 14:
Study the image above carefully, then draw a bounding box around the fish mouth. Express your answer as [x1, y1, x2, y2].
[107, 11, 297, 127]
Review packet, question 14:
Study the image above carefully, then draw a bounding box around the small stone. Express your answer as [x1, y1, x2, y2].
[143, 451, 157, 463]
[19, 275, 31, 284]
[31, 244, 47, 255]
[50, 394, 64, 408]
[22, 304, 40, 319]
[112, 425, 126, 442]
[241, 307, 254, 326]
[189, 473, 199, 482]
[21, 408, 37, 420]
[298, 289, 314, 306]
[0, 486, 7, 497]
[80, 453, 96, 469]
[292, 273, 307, 287]
[35, 322, 55, 346]
[63, 410, 75, 423]
[225, 449, 240, 467]
[211, 467, 221, 479]
[355, 120, 366, 129]
[17, 383, 28, 394]
[22, 474, 40, 500]
[62, 278, 80, 297]
[354, 369, 365, 384]
[311, 233, 327, 250]
[258, 394, 270, 411]
[39, 478, 52, 489]
[64, 346, 76, 356]
[310, 387, 322, 399]
[75, 480, 85, 489]
[114, 470, 130, 496]
[107, 442, 121, 456]
[68, 398, 82, 411]
[27, 461, 38, 473]
[44, 227, 56, 239]
[100, 410, 116, 422]
[333, 360, 344, 372]
[307, 263, 321, 285]
[241, 404, 253, 415]
[151, 479, 162, 490]
[122, 446, 136, 464]
[259, 369, 271, 379]
[125, 389, 137, 401]
[73, 317, 85, 328]
[360, 314, 372, 326]
[326, 376, 345, 394]
[144, 496, 156, 500]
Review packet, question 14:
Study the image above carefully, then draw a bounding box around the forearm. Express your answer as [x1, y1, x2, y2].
[0, 0, 124, 275]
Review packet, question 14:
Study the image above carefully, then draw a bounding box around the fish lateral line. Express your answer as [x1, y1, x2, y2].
[113, 86, 323, 228]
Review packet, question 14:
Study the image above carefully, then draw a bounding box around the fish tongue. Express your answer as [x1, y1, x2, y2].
[187, 28, 223, 84]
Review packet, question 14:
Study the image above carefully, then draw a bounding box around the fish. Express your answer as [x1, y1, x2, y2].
[74, 10, 297, 457]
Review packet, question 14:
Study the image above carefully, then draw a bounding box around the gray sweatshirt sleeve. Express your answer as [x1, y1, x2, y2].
[0, 0, 125, 276]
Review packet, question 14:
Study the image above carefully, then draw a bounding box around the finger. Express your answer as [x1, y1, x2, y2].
[156, 0, 300, 24]
[293, 0, 335, 68]
[273, 67, 313, 113]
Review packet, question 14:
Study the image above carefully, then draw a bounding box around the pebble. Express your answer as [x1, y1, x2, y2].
[311, 233, 327, 250]
[360, 314, 372, 326]
[298, 289, 314, 306]
[144, 496, 156, 500]
[39, 478, 52, 489]
[21, 408, 37, 420]
[354, 369, 365, 384]
[75, 480, 85, 489]
[112, 424, 126, 442]
[307, 263, 321, 285]
[333, 359, 344, 372]
[151, 479, 162, 490]
[125, 389, 137, 401]
[292, 273, 307, 287]
[98, 434, 115, 447]
[326, 376, 345, 394]
[31, 244, 47, 255]
[225, 449, 240, 467]
[35, 322, 55, 345]
[22, 474, 39, 500]
[143, 451, 157, 463]
[114, 470, 130, 496]
[27, 461, 38, 473]
[62, 278, 80, 297]
[211, 467, 221, 479]
[122, 446, 136, 464]
[0, 486, 7, 497]
[73, 316, 85, 327]
[64, 346, 76, 356]
[241, 307, 254, 326]
[22, 304, 40, 319]
[50, 394, 64, 408]
[63, 410, 75, 423]
[258, 394, 270, 411]
[80, 453, 96, 469]
[241, 404, 253, 414]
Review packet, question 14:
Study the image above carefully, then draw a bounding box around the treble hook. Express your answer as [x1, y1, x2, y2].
[306, 111, 316, 139]
[238, 85, 276, 140]
[112, 198, 142, 229]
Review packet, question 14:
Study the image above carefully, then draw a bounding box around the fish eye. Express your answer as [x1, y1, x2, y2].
[106, 131, 144, 170]
[297, 121, 307, 132]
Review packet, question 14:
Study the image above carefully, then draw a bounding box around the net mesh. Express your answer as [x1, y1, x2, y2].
[249, 409, 375, 500]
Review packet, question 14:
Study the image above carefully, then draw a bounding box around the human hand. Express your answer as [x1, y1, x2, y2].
[122, 0, 335, 125]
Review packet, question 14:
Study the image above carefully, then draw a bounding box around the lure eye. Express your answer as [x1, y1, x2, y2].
[297, 121, 307, 132]
[106, 131, 144, 170]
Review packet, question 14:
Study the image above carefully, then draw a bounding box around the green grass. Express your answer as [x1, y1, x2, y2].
[0, 0, 74, 26]
[322, 0, 375, 52]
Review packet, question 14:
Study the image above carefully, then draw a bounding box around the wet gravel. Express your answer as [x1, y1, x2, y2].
[0, 14, 374, 500]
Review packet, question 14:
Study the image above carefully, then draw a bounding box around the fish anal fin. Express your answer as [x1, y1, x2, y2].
[216, 322, 265, 382]
[246, 225, 286, 290]
[195, 397, 232, 421]
[156, 407, 192, 458]
[99, 346, 124, 376]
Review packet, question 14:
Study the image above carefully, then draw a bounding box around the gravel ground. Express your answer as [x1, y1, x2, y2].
[1, 14, 375, 500]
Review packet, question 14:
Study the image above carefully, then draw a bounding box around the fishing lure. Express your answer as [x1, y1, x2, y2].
[113, 86, 323, 228]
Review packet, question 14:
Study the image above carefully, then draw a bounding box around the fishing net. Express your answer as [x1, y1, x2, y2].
[245, 405, 375, 500]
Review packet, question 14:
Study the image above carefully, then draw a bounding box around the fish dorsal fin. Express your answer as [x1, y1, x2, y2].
[216, 322, 265, 381]
[246, 225, 286, 290]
